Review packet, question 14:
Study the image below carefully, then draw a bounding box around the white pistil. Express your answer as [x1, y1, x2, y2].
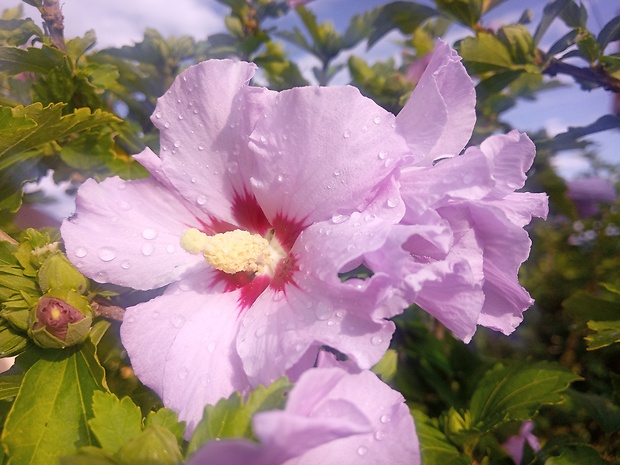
[181, 228, 279, 275]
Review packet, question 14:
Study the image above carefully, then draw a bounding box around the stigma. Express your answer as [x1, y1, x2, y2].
[181, 228, 276, 275]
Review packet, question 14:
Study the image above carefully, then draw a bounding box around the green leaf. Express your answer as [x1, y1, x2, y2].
[544, 444, 609, 465]
[0, 18, 42, 46]
[116, 425, 182, 465]
[597, 15, 620, 51]
[412, 410, 472, 465]
[145, 408, 186, 445]
[1, 341, 107, 465]
[533, 0, 571, 45]
[435, 0, 482, 29]
[569, 390, 620, 434]
[563, 290, 620, 322]
[187, 376, 291, 455]
[586, 320, 620, 350]
[368, 2, 439, 47]
[0, 103, 120, 159]
[497, 24, 535, 64]
[457, 32, 515, 74]
[88, 392, 143, 454]
[59, 446, 117, 465]
[469, 362, 580, 431]
[0, 373, 22, 401]
[372, 348, 398, 383]
[0, 44, 67, 74]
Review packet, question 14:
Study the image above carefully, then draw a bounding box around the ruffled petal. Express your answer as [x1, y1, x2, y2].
[154, 59, 275, 224]
[120, 277, 250, 434]
[61, 176, 206, 290]
[249, 85, 410, 225]
[397, 39, 476, 165]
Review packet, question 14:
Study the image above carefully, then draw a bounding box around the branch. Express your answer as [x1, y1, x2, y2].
[91, 301, 125, 321]
[543, 58, 620, 93]
[39, 0, 66, 52]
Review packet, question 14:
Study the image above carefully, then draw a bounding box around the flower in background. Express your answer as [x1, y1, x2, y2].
[62, 59, 411, 432]
[186, 361, 420, 465]
[566, 177, 616, 217]
[503, 421, 541, 464]
[367, 40, 548, 342]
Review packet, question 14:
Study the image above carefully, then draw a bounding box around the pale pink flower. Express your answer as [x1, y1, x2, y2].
[367, 40, 548, 341]
[62, 59, 410, 432]
[186, 361, 420, 465]
[503, 421, 541, 464]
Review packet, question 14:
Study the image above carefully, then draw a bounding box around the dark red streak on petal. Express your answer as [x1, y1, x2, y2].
[238, 274, 271, 312]
[232, 189, 271, 235]
[271, 213, 307, 252]
[270, 254, 299, 293]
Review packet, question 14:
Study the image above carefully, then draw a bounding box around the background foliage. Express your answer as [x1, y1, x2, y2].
[0, 0, 619, 463]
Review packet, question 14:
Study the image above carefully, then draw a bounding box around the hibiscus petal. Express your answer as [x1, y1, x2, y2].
[154, 59, 275, 224]
[120, 277, 250, 434]
[397, 39, 476, 165]
[248, 85, 410, 225]
[61, 176, 206, 290]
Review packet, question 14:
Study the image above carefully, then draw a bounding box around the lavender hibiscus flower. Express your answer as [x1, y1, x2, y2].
[61, 60, 411, 432]
[367, 40, 548, 342]
[186, 360, 419, 465]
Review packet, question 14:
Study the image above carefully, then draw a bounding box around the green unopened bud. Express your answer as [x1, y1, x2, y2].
[38, 253, 89, 294]
[442, 407, 471, 439]
[28, 289, 93, 349]
[117, 425, 183, 465]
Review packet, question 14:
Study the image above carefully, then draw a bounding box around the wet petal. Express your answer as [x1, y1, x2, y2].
[61, 176, 206, 290]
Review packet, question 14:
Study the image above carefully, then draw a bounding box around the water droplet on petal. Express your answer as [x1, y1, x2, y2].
[75, 247, 87, 258]
[141, 243, 154, 256]
[333, 169, 341, 177]
[373, 116, 381, 124]
[331, 214, 349, 224]
[227, 161, 238, 173]
[315, 303, 333, 321]
[174, 140, 181, 148]
[374, 430, 386, 441]
[378, 150, 388, 160]
[380, 414, 392, 424]
[191, 176, 197, 183]
[198, 145, 205, 151]
[97, 247, 117, 262]
[196, 195, 207, 205]
[142, 228, 158, 240]
[155, 111, 161, 119]
[166, 244, 176, 254]
[364, 214, 375, 222]
[386, 198, 399, 208]
[121, 260, 131, 269]
[164, 122, 170, 129]
[343, 130, 351, 139]
[170, 315, 185, 328]
[357, 446, 368, 456]
[327, 319, 335, 326]
[276, 174, 284, 182]
[371, 335, 383, 345]
[119, 201, 131, 211]
[178, 114, 184, 120]
[336, 310, 345, 318]
[260, 135, 267, 143]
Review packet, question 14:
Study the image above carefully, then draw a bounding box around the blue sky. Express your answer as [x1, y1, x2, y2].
[11, 0, 620, 179]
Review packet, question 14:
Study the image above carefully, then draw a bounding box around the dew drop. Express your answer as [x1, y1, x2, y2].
[141, 243, 154, 256]
[142, 228, 158, 240]
[324, 229, 332, 236]
[364, 214, 375, 222]
[378, 150, 388, 160]
[164, 122, 170, 129]
[227, 161, 238, 173]
[333, 169, 341, 177]
[75, 247, 87, 258]
[357, 446, 368, 456]
[198, 145, 205, 151]
[155, 111, 162, 119]
[276, 174, 284, 182]
[343, 130, 351, 139]
[166, 244, 176, 254]
[380, 414, 392, 424]
[196, 195, 207, 205]
[178, 114, 184, 120]
[97, 247, 117, 262]
[327, 320, 335, 326]
[315, 303, 333, 321]
[373, 116, 381, 124]
[174, 140, 181, 148]
[170, 315, 185, 328]
[374, 430, 386, 441]
[191, 176, 197, 183]
[386, 198, 399, 208]
[260, 135, 267, 143]
[371, 335, 383, 345]
[335, 310, 345, 318]
[119, 201, 131, 211]
[121, 260, 131, 269]
[331, 214, 349, 224]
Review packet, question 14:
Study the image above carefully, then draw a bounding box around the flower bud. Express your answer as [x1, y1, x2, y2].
[37, 253, 89, 294]
[117, 425, 183, 465]
[28, 289, 93, 349]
